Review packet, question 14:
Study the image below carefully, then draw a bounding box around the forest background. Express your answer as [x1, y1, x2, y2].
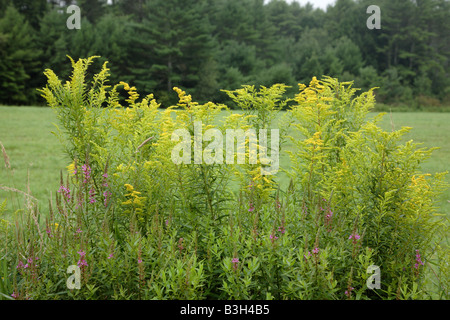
[0, 0, 449, 110]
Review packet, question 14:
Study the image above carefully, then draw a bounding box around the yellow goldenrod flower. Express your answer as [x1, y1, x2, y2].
[124, 184, 134, 192]
[120, 81, 130, 91]
[122, 199, 133, 206]
[67, 162, 76, 176]
[309, 76, 319, 87]
[305, 131, 324, 147]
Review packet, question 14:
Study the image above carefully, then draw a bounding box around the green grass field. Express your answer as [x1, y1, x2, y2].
[1, 106, 449, 219]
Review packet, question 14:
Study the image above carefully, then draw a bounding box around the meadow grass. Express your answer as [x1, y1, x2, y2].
[0, 106, 449, 220]
[0, 106, 68, 215]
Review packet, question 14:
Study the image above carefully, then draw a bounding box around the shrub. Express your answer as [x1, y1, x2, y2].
[0, 57, 447, 300]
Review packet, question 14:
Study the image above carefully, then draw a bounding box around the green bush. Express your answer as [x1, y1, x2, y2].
[0, 57, 448, 300]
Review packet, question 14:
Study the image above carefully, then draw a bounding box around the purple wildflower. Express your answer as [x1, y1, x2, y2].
[325, 209, 333, 232]
[232, 257, 239, 271]
[178, 238, 184, 254]
[82, 164, 91, 184]
[276, 200, 281, 209]
[304, 251, 312, 260]
[345, 287, 354, 298]
[312, 247, 319, 254]
[77, 250, 88, 267]
[103, 190, 111, 207]
[102, 173, 109, 188]
[349, 234, 361, 240]
[248, 203, 255, 212]
[89, 187, 96, 204]
[77, 260, 88, 267]
[77, 259, 88, 267]
[349, 233, 361, 245]
[414, 250, 424, 270]
[57, 185, 71, 200]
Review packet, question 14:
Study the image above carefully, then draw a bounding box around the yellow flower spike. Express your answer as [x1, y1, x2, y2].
[309, 76, 319, 87]
[124, 184, 134, 192]
[119, 81, 130, 91]
[67, 162, 76, 176]
[173, 86, 183, 95]
[263, 177, 272, 184]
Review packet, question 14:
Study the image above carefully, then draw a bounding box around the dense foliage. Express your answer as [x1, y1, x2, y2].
[0, 57, 448, 300]
[0, 0, 449, 107]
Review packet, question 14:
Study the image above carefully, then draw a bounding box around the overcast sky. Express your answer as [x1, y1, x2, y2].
[280, 0, 337, 11]
[106, 0, 338, 11]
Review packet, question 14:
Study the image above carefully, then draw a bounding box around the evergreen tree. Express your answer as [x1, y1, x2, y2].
[90, 13, 134, 85]
[11, 0, 48, 30]
[0, 0, 448, 106]
[112, 0, 146, 21]
[76, 0, 107, 24]
[128, 0, 214, 106]
[0, 5, 41, 105]
[37, 9, 70, 78]
[266, 0, 302, 40]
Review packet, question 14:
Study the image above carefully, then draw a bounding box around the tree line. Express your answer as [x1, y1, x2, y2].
[0, 0, 449, 108]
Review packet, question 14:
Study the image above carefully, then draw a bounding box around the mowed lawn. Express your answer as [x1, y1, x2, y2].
[1, 106, 449, 220]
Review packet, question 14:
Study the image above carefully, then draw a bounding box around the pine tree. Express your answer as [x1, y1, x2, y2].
[76, 0, 107, 24]
[0, 5, 41, 105]
[90, 13, 134, 85]
[37, 9, 70, 78]
[10, 0, 48, 30]
[112, 0, 146, 21]
[266, 0, 303, 41]
[128, 0, 214, 106]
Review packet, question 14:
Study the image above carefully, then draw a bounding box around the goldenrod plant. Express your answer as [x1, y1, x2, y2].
[0, 57, 447, 300]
